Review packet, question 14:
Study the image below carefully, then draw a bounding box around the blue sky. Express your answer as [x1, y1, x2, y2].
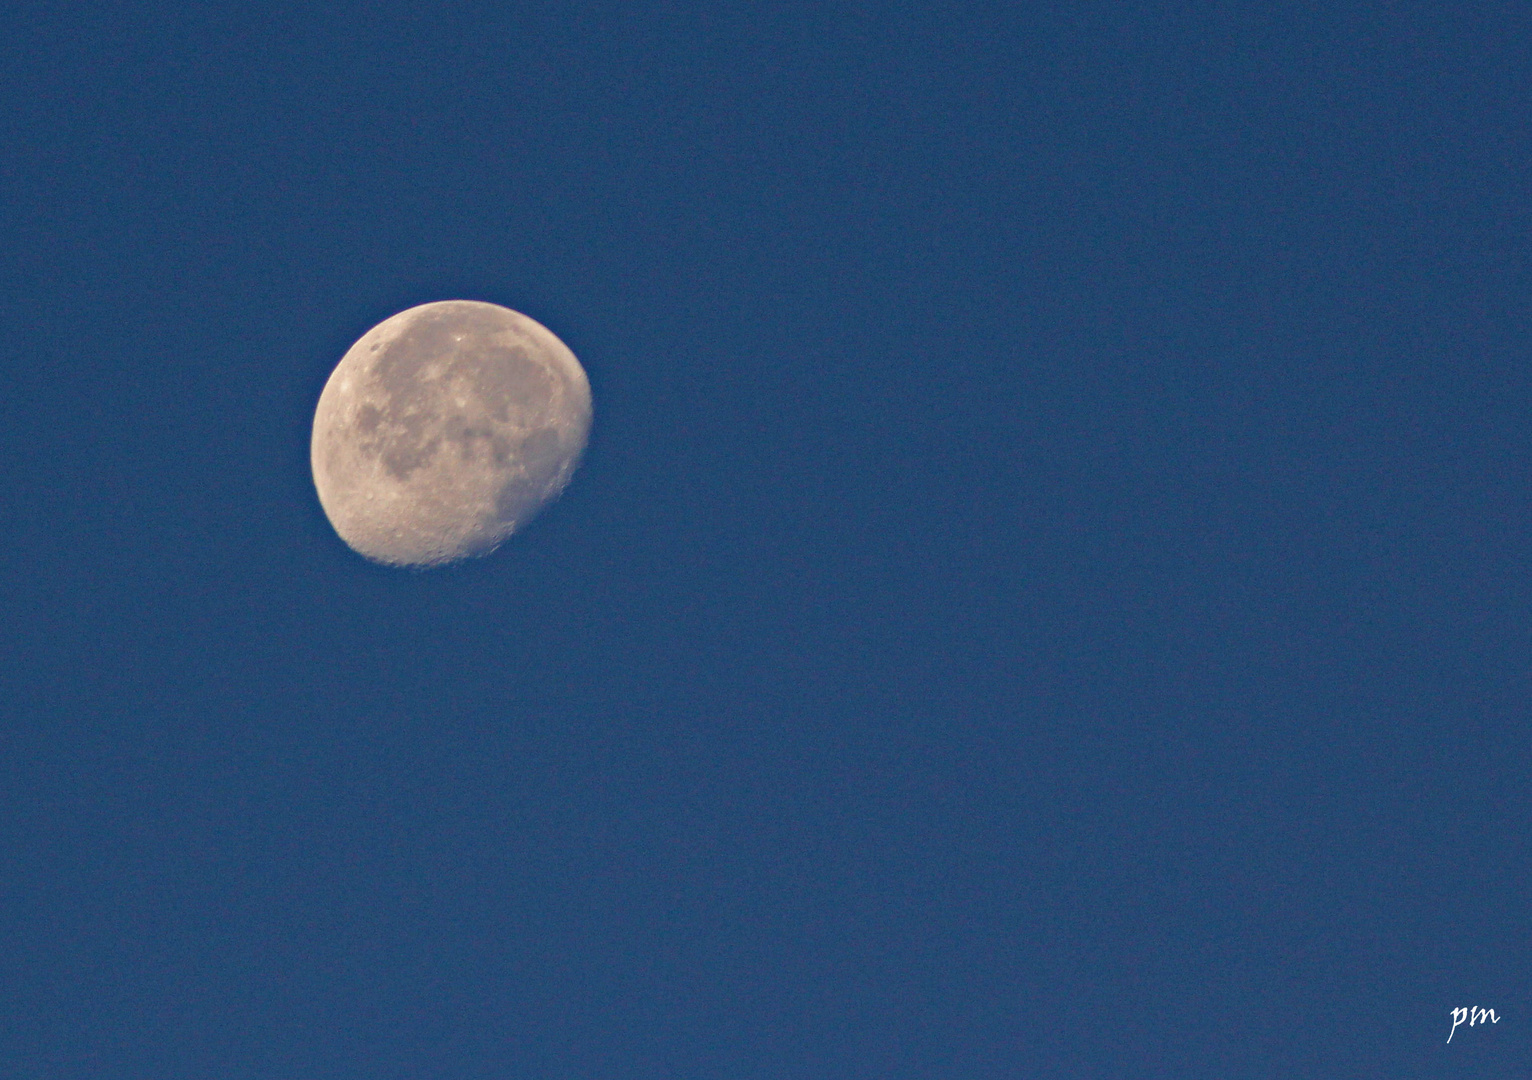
[0, 2, 1528, 1077]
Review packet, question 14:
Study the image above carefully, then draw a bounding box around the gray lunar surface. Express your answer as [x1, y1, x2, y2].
[311, 300, 592, 567]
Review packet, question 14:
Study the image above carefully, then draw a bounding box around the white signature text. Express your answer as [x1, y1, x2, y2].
[1447, 1006, 1499, 1043]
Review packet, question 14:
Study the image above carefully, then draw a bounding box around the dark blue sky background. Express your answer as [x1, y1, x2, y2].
[1, 2, 1528, 1077]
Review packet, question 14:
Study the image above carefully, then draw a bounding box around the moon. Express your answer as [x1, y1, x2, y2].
[311, 300, 592, 568]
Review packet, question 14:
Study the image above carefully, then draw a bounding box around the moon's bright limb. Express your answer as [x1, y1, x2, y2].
[311, 300, 592, 568]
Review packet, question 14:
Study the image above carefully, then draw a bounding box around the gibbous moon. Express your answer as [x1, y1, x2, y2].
[311, 300, 592, 568]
